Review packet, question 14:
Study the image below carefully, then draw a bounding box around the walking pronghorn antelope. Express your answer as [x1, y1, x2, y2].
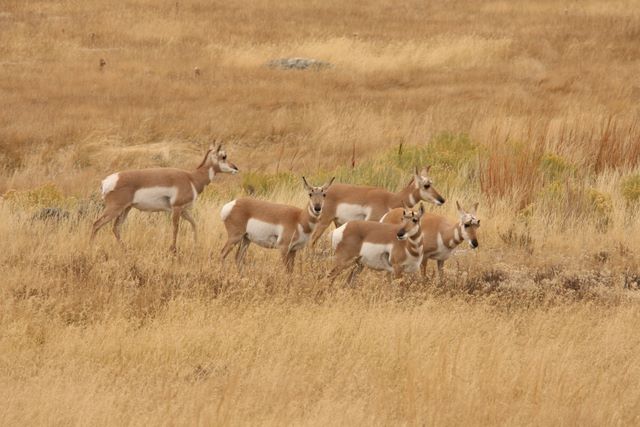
[380, 201, 480, 276]
[310, 167, 444, 246]
[90, 145, 239, 251]
[327, 204, 425, 283]
[220, 177, 335, 272]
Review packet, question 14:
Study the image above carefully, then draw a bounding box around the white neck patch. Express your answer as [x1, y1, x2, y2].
[209, 167, 215, 181]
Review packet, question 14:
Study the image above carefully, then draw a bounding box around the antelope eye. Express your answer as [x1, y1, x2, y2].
[413, 218, 418, 223]
[464, 223, 470, 228]
[308, 193, 312, 197]
[222, 155, 227, 160]
[322, 194, 326, 198]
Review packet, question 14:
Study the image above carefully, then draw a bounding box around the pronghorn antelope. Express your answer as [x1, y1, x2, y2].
[220, 177, 335, 272]
[380, 201, 480, 276]
[90, 145, 239, 251]
[328, 204, 425, 283]
[310, 167, 444, 246]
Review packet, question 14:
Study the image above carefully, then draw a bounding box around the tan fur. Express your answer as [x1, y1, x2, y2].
[90, 145, 239, 252]
[328, 205, 425, 283]
[381, 201, 480, 276]
[311, 167, 444, 246]
[221, 178, 334, 272]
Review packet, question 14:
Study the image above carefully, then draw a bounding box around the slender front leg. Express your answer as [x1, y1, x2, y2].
[170, 207, 183, 253]
[346, 258, 364, 285]
[421, 259, 428, 277]
[235, 236, 250, 270]
[283, 250, 297, 273]
[437, 260, 445, 278]
[393, 264, 403, 280]
[181, 210, 197, 243]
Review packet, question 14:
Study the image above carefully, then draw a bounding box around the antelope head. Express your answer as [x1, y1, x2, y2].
[413, 166, 445, 206]
[303, 176, 335, 216]
[396, 203, 425, 241]
[457, 201, 480, 249]
[201, 144, 239, 179]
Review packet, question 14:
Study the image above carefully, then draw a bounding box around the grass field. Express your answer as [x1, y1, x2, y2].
[2, 0, 640, 425]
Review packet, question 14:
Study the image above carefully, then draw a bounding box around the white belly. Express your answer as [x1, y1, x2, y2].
[401, 253, 423, 272]
[335, 203, 373, 225]
[246, 219, 283, 249]
[359, 242, 394, 272]
[132, 186, 177, 212]
[288, 224, 310, 251]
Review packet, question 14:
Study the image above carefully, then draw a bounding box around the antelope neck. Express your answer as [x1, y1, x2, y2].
[391, 182, 419, 208]
[300, 202, 321, 233]
[406, 226, 423, 257]
[443, 223, 465, 249]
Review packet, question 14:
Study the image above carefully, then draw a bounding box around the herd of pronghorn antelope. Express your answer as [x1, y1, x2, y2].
[92, 145, 480, 283]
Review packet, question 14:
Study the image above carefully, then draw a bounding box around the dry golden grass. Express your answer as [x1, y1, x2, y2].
[2, 0, 640, 425]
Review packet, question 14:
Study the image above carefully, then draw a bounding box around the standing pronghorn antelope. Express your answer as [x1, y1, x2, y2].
[380, 201, 480, 276]
[328, 204, 425, 283]
[310, 167, 444, 246]
[220, 177, 335, 272]
[90, 145, 239, 251]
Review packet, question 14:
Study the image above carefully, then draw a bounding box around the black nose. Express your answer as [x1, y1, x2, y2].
[396, 231, 405, 239]
[314, 205, 321, 213]
[471, 239, 478, 248]
[438, 196, 445, 204]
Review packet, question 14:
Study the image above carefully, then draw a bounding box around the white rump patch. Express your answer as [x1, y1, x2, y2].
[360, 242, 394, 272]
[246, 219, 283, 249]
[335, 203, 372, 224]
[101, 173, 119, 198]
[220, 200, 236, 221]
[331, 224, 347, 250]
[132, 186, 177, 212]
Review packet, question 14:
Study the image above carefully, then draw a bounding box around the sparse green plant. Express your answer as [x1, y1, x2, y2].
[3, 183, 69, 209]
[241, 171, 298, 195]
[621, 174, 640, 205]
[540, 152, 575, 182]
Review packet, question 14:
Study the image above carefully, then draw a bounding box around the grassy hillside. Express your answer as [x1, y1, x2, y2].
[2, 0, 640, 425]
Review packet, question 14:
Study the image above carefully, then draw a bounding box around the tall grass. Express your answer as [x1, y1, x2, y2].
[3, 0, 640, 424]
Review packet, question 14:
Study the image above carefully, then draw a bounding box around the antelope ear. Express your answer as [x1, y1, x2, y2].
[413, 167, 421, 187]
[418, 203, 425, 216]
[421, 165, 431, 175]
[322, 176, 335, 191]
[215, 143, 222, 155]
[471, 202, 479, 215]
[456, 200, 465, 216]
[302, 176, 312, 191]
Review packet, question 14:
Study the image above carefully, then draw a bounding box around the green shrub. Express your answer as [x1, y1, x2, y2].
[241, 171, 298, 195]
[621, 174, 640, 204]
[326, 132, 477, 191]
[540, 153, 575, 181]
[587, 188, 613, 216]
[3, 183, 69, 209]
[587, 188, 612, 232]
